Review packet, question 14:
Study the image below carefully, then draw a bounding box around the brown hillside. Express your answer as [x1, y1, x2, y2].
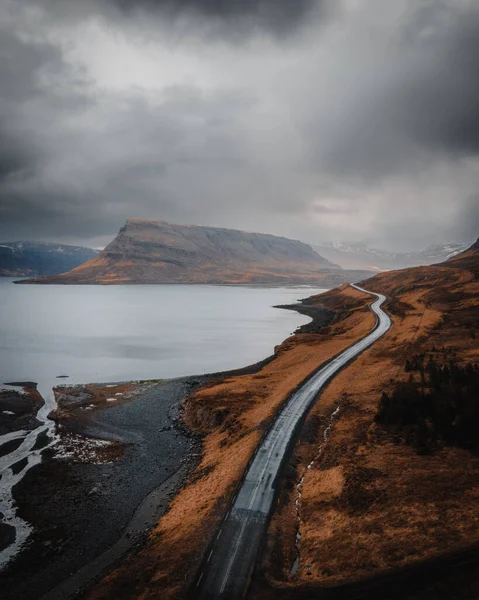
[84, 285, 377, 600]
[253, 237, 479, 599]
[86, 238, 478, 600]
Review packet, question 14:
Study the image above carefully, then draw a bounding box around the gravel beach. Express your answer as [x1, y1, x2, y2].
[1, 377, 205, 600]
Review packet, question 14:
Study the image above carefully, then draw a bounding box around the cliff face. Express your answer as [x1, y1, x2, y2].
[19, 219, 372, 285]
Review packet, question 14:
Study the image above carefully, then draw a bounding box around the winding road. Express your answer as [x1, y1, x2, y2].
[193, 284, 391, 599]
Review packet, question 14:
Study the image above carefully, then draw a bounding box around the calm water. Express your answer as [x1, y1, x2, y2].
[0, 279, 326, 397]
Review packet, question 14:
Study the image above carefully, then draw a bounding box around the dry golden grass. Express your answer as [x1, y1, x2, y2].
[87, 249, 478, 600]
[254, 252, 479, 597]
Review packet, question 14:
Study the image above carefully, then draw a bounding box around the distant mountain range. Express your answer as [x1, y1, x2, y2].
[312, 241, 471, 272]
[0, 242, 98, 277]
[17, 219, 372, 286]
[8, 226, 469, 284]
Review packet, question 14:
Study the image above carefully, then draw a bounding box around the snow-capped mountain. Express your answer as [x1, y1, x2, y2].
[0, 241, 98, 276]
[312, 241, 471, 272]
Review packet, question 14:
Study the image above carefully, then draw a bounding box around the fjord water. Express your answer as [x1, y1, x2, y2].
[0, 279, 324, 395]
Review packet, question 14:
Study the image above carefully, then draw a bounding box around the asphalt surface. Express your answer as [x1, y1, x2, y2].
[194, 284, 391, 600]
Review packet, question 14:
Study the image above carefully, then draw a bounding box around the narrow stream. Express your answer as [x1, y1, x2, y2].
[291, 405, 340, 575]
[0, 382, 57, 567]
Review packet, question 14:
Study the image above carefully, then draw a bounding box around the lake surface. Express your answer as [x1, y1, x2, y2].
[0, 280, 326, 398]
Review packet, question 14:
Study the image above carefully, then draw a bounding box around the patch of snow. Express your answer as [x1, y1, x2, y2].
[54, 432, 114, 464]
[2, 410, 15, 415]
[106, 397, 116, 402]
[0, 385, 30, 397]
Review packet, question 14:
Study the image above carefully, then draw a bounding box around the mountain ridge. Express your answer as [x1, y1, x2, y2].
[0, 241, 98, 277]
[313, 240, 471, 272]
[17, 219, 371, 286]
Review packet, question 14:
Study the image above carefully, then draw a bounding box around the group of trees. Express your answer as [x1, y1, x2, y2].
[376, 355, 479, 453]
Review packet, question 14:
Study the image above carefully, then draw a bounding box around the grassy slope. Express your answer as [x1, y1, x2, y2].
[253, 246, 479, 599]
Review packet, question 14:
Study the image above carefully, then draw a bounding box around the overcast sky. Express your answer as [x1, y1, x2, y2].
[1, 0, 478, 250]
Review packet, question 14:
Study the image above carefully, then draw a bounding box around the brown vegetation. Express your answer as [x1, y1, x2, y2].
[84, 285, 377, 600]
[253, 241, 479, 599]
[50, 382, 138, 428]
[86, 240, 478, 600]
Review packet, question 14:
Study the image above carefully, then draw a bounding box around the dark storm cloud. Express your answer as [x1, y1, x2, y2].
[115, 0, 316, 33]
[0, 21, 97, 237]
[33, 0, 321, 39]
[0, 130, 36, 182]
[0, 30, 54, 198]
[454, 194, 479, 242]
[302, 2, 479, 183]
[398, 9, 479, 155]
[0, 25, 90, 155]
[0, 28, 258, 242]
[1, 0, 478, 249]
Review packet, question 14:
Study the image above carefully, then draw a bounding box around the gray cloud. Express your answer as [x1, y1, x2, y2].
[0, 0, 478, 250]
[299, 2, 479, 183]
[31, 0, 322, 40]
[398, 9, 479, 156]
[114, 0, 316, 33]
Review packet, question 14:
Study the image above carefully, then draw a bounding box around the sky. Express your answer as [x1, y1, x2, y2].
[0, 0, 478, 251]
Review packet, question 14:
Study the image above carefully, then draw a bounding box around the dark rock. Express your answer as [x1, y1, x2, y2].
[0, 521, 16, 552]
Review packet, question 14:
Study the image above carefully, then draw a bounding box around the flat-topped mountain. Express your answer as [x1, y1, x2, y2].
[0, 241, 98, 277]
[18, 219, 371, 285]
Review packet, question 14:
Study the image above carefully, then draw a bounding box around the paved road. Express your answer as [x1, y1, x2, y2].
[193, 284, 391, 600]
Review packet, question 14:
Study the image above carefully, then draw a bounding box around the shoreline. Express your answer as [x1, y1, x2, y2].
[3, 250, 478, 600]
[1, 376, 205, 600]
[2, 300, 334, 600]
[82, 268, 479, 600]
[84, 285, 372, 600]
[14, 273, 372, 287]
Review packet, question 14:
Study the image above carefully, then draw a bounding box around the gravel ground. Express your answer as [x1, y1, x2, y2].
[0, 376, 205, 600]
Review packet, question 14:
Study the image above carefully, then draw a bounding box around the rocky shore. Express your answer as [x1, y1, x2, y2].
[0, 383, 43, 437]
[1, 377, 206, 600]
[81, 248, 479, 600]
[0, 300, 334, 600]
